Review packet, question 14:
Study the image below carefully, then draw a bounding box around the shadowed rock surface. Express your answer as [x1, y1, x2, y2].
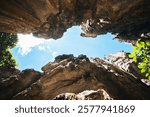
[0, 69, 42, 99]
[0, 0, 150, 41]
[0, 53, 147, 100]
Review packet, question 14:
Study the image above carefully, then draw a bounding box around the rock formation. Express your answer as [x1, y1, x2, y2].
[105, 51, 145, 79]
[53, 89, 112, 100]
[0, 69, 42, 99]
[0, 0, 150, 41]
[1, 53, 149, 100]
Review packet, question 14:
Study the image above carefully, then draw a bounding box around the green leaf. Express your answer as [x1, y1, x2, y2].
[148, 76, 150, 80]
[129, 54, 134, 58]
[146, 73, 149, 77]
[138, 64, 142, 69]
[141, 69, 146, 73]
[133, 57, 137, 62]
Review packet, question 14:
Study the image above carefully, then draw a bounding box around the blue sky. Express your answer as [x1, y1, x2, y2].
[11, 26, 132, 71]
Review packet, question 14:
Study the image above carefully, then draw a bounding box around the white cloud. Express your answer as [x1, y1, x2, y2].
[52, 51, 59, 60]
[38, 46, 46, 51]
[17, 34, 52, 56]
[16, 34, 60, 61]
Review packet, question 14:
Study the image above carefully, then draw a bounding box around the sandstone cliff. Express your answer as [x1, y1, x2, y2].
[0, 0, 150, 41]
[1, 53, 150, 100]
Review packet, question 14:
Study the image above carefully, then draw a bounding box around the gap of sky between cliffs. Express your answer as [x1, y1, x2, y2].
[11, 26, 132, 71]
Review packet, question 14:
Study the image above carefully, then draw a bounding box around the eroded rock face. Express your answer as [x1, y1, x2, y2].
[105, 51, 145, 79]
[105, 51, 150, 86]
[1, 53, 150, 100]
[0, 0, 150, 40]
[11, 54, 150, 100]
[53, 89, 112, 100]
[0, 69, 42, 99]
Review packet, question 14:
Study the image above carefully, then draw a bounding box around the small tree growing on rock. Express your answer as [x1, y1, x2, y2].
[129, 39, 150, 80]
[0, 32, 18, 70]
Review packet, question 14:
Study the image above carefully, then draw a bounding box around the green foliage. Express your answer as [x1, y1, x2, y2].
[0, 33, 17, 48]
[129, 39, 150, 80]
[0, 32, 18, 70]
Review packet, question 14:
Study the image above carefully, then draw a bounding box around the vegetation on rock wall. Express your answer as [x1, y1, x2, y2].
[129, 39, 150, 80]
[0, 32, 18, 70]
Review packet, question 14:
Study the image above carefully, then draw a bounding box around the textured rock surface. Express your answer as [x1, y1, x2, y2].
[0, 69, 42, 99]
[0, 0, 150, 40]
[105, 51, 146, 79]
[9, 54, 150, 100]
[53, 89, 112, 100]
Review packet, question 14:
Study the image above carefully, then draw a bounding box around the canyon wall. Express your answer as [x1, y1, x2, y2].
[0, 0, 150, 40]
[0, 53, 150, 100]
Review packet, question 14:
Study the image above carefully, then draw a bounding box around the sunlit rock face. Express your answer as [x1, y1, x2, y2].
[105, 51, 145, 79]
[8, 54, 150, 100]
[0, 0, 150, 40]
[53, 89, 113, 100]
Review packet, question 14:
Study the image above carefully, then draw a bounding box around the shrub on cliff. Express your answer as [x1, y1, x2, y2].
[0, 32, 18, 70]
[129, 39, 150, 80]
